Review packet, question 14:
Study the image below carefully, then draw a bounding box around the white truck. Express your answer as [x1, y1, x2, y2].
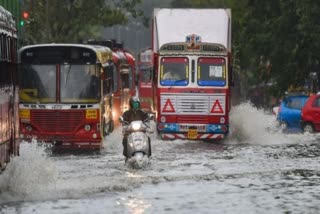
[152, 8, 233, 140]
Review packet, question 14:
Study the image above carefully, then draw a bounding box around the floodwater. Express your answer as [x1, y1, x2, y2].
[1, 102, 320, 214]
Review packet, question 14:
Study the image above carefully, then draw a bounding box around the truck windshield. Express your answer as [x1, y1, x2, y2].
[160, 57, 188, 86]
[197, 58, 226, 86]
[19, 64, 56, 103]
[60, 64, 100, 103]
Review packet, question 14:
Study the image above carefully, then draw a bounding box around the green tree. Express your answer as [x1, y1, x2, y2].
[170, 0, 320, 105]
[238, 0, 320, 98]
[21, 0, 145, 44]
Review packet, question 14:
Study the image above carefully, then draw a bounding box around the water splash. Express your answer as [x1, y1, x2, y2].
[227, 101, 314, 145]
[0, 142, 58, 202]
[126, 155, 151, 170]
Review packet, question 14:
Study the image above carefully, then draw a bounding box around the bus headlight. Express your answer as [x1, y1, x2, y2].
[84, 124, 91, 131]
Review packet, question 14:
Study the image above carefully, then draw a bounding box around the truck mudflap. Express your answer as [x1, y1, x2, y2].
[161, 133, 225, 140]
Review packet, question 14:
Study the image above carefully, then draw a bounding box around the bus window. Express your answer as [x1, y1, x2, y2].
[19, 64, 56, 103]
[141, 68, 152, 83]
[60, 64, 100, 103]
[103, 64, 114, 94]
[113, 65, 118, 93]
[129, 67, 133, 89]
[121, 72, 129, 89]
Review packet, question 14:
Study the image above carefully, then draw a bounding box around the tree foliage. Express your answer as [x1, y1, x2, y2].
[21, 0, 145, 44]
[170, 0, 320, 102]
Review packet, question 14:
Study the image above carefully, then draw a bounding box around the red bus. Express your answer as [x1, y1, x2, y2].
[137, 48, 155, 113]
[18, 44, 114, 150]
[86, 40, 137, 127]
[0, 6, 19, 169]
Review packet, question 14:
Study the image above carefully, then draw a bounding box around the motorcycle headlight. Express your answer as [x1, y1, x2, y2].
[132, 121, 142, 131]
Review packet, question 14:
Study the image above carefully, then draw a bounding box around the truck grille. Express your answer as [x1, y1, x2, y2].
[177, 116, 209, 124]
[31, 110, 84, 132]
[161, 93, 226, 115]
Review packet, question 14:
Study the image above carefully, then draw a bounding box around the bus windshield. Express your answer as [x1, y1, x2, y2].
[61, 64, 100, 103]
[19, 64, 56, 103]
[197, 58, 226, 86]
[160, 57, 188, 86]
[19, 64, 100, 103]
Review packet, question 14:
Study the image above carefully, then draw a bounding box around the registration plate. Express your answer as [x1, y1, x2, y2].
[187, 129, 198, 139]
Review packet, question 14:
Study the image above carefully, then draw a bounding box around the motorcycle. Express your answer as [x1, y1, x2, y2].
[119, 114, 154, 168]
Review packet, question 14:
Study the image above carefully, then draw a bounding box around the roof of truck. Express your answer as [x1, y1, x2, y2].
[153, 8, 231, 52]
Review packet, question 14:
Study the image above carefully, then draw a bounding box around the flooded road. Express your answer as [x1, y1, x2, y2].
[1, 102, 320, 214]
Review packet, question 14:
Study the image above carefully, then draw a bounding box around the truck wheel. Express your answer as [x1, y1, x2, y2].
[303, 123, 314, 133]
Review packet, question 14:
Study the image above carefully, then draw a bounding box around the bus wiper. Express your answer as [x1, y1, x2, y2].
[168, 79, 187, 90]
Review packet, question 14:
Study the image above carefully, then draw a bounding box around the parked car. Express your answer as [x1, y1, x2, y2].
[301, 93, 320, 133]
[276, 94, 309, 131]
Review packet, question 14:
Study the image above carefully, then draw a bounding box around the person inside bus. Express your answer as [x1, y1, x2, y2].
[83, 65, 100, 98]
[121, 96, 151, 161]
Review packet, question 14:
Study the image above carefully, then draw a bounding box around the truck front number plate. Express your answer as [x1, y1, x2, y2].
[187, 129, 198, 139]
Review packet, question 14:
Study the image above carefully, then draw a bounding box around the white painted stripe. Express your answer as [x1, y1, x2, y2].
[162, 134, 175, 139]
[163, 133, 224, 139]
[19, 103, 100, 109]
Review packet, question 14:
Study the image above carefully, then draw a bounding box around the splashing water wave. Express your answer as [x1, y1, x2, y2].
[0, 142, 58, 202]
[227, 101, 317, 145]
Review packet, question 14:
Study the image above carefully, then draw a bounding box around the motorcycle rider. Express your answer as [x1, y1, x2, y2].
[121, 96, 151, 161]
